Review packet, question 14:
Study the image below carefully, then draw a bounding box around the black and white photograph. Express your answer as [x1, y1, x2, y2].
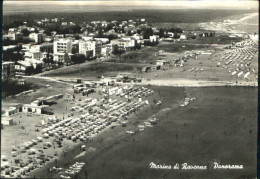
[1, 0, 258, 178]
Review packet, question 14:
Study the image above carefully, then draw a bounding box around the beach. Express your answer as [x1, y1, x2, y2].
[27, 86, 257, 179]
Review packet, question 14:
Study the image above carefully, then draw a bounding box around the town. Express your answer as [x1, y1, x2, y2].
[1, 2, 258, 179]
[2, 17, 185, 76]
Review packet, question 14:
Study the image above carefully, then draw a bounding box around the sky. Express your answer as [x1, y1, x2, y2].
[3, 0, 259, 10]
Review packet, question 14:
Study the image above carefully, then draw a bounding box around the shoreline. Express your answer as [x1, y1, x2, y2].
[137, 79, 258, 87]
[24, 76, 258, 88]
[28, 86, 186, 178]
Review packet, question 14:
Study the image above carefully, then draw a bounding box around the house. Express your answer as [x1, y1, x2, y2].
[3, 104, 23, 117]
[111, 38, 137, 50]
[101, 47, 110, 57]
[179, 35, 187, 40]
[22, 104, 48, 114]
[15, 61, 32, 75]
[150, 35, 159, 43]
[53, 53, 71, 64]
[7, 32, 23, 41]
[29, 33, 44, 43]
[1, 117, 13, 126]
[24, 50, 42, 60]
[4, 107, 18, 117]
[156, 60, 170, 66]
[94, 38, 109, 44]
[82, 36, 94, 41]
[31, 97, 46, 106]
[62, 22, 68, 26]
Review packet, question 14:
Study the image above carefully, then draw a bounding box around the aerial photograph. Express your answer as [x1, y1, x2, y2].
[1, 0, 258, 178]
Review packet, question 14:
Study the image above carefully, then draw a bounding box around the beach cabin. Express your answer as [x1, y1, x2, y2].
[64, 93, 74, 101]
[22, 104, 48, 114]
[1, 117, 13, 125]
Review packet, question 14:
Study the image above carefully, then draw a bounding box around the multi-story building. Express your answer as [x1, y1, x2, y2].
[7, 32, 23, 41]
[24, 50, 42, 60]
[2, 62, 15, 80]
[79, 40, 102, 58]
[111, 37, 137, 50]
[53, 39, 72, 63]
[54, 39, 72, 54]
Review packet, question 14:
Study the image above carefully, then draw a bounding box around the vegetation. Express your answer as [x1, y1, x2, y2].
[3, 9, 252, 30]
[2, 37, 34, 46]
[2, 45, 23, 62]
[43, 62, 143, 77]
[2, 79, 38, 98]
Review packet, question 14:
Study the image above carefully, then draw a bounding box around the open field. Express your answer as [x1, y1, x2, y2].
[41, 62, 144, 78]
[2, 79, 42, 99]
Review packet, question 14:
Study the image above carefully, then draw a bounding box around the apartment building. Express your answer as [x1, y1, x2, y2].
[79, 40, 102, 58]
[53, 39, 72, 63]
[2, 62, 15, 80]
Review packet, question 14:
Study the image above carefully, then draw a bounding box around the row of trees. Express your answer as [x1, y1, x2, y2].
[43, 24, 81, 36]
[3, 37, 34, 46]
[3, 45, 23, 62]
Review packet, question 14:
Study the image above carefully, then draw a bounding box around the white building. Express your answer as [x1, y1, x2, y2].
[15, 61, 32, 75]
[7, 32, 23, 41]
[24, 50, 42, 60]
[54, 38, 72, 54]
[111, 38, 137, 49]
[79, 40, 102, 58]
[94, 38, 110, 44]
[29, 33, 43, 43]
[53, 39, 72, 63]
[150, 35, 159, 43]
[179, 35, 187, 40]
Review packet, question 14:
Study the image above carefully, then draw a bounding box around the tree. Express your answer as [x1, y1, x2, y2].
[71, 46, 78, 54]
[25, 66, 34, 75]
[34, 64, 43, 74]
[112, 47, 124, 56]
[44, 29, 51, 36]
[97, 28, 103, 38]
[21, 29, 30, 36]
[71, 54, 86, 64]
[159, 28, 165, 38]
[143, 28, 153, 39]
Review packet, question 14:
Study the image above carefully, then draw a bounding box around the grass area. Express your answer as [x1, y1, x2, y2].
[43, 62, 144, 77]
[2, 78, 72, 105]
[109, 42, 216, 65]
[187, 35, 243, 45]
